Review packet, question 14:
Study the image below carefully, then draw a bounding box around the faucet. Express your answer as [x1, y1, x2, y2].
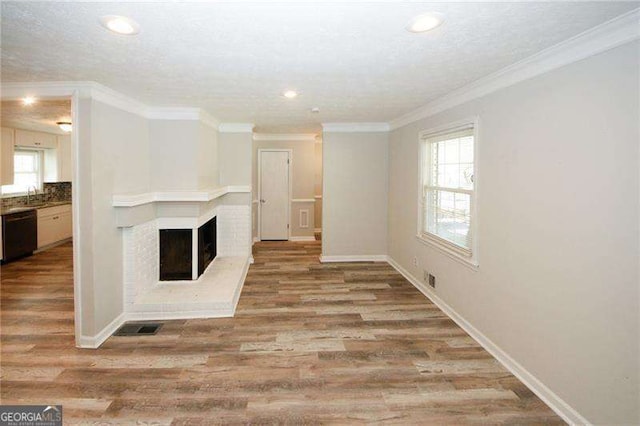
[27, 186, 38, 205]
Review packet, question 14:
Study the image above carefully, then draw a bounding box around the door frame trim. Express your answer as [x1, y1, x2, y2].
[257, 149, 292, 241]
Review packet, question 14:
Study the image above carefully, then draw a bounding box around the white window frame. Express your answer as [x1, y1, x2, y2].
[1, 149, 44, 196]
[417, 117, 479, 269]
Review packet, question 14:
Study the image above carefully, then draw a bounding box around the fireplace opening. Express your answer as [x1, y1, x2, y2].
[198, 216, 217, 276]
[159, 229, 192, 281]
[158, 216, 217, 282]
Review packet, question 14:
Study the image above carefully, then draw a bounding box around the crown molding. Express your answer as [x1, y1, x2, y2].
[253, 133, 318, 141]
[389, 8, 640, 130]
[0, 81, 222, 129]
[218, 123, 255, 133]
[145, 107, 201, 120]
[322, 122, 390, 133]
[145, 107, 220, 130]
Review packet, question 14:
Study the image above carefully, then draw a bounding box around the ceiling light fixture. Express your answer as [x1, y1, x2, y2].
[406, 12, 444, 33]
[283, 90, 298, 99]
[100, 15, 140, 35]
[22, 96, 36, 106]
[311, 107, 320, 113]
[57, 122, 72, 132]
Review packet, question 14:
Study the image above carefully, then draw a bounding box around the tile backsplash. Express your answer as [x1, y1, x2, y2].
[1, 182, 72, 209]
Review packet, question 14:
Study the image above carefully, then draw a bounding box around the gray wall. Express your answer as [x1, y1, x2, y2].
[79, 98, 150, 336]
[198, 122, 219, 189]
[219, 132, 252, 186]
[388, 41, 639, 424]
[149, 120, 198, 190]
[322, 131, 388, 257]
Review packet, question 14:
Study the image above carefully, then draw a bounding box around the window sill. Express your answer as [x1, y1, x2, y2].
[415, 233, 479, 271]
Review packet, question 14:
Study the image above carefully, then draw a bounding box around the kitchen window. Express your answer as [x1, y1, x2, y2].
[418, 119, 478, 267]
[1, 149, 43, 195]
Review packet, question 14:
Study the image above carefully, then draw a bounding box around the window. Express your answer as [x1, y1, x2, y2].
[1, 150, 43, 195]
[419, 119, 477, 266]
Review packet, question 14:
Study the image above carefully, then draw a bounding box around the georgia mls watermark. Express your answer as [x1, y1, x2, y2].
[0, 405, 62, 426]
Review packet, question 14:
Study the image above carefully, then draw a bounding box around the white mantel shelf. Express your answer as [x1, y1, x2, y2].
[112, 185, 251, 207]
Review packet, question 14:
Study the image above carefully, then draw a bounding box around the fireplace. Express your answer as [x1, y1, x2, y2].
[198, 216, 217, 276]
[158, 216, 217, 281]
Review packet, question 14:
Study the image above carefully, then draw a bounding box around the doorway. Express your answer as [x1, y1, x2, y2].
[258, 149, 291, 240]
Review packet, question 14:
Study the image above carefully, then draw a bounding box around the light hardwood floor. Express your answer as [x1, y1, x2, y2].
[1, 240, 563, 424]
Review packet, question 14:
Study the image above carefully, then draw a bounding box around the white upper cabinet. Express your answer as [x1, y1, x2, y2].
[0, 127, 15, 185]
[15, 129, 57, 149]
[57, 134, 72, 182]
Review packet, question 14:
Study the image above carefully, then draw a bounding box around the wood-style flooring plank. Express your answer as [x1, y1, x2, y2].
[0, 240, 564, 424]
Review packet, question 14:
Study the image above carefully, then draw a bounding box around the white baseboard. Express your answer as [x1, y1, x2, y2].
[77, 312, 126, 349]
[386, 256, 590, 426]
[314, 228, 322, 233]
[289, 236, 316, 242]
[320, 254, 388, 263]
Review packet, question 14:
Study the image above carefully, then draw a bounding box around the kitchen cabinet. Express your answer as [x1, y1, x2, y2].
[43, 134, 72, 183]
[0, 127, 15, 185]
[37, 204, 72, 248]
[15, 129, 57, 149]
[57, 134, 72, 182]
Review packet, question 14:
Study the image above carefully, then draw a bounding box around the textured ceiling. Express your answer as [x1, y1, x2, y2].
[1, 2, 637, 133]
[1, 100, 71, 135]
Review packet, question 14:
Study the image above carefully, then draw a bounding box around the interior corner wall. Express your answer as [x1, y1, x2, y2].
[149, 120, 199, 190]
[252, 138, 316, 240]
[81, 98, 151, 337]
[388, 41, 640, 424]
[198, 122, 219, 189]
[219, 132, 252, 187]
[322, 131, 388, 257]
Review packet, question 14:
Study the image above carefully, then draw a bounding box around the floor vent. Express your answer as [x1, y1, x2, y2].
[114, 322, 163, 336]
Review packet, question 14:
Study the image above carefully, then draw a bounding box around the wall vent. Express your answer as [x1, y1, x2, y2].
[114, 322, 163, 336]
[299, 209, 310, 228]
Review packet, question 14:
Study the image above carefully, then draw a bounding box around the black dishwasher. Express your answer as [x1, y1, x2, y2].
[2, 209, 37, 262]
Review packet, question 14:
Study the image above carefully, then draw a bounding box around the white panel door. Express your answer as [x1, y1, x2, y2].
[260, 151, 290, 240]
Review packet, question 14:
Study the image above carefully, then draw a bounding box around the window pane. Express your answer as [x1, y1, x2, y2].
[1, 150, 41, 195]
[422, 126, 474, 254]
[428, 132, 474, 191]
[425, 188, 471, 250]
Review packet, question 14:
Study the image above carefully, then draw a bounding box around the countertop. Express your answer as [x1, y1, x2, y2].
[0, 201, 72, 216]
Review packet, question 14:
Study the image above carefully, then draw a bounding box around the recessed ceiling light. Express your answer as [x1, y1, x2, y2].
[311, 107, 320, 113]
[283, 90, 298, 99]
[22, 96, 36, 106]
[100, 15, 140, 35]
[406, 12, 444, 33]
[57, 122, 72, 132]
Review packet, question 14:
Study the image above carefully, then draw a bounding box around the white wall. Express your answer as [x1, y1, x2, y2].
[388, 41, 639, 424]
[322, 131, 388, 257]
[252, 138, 317, 239]
[78, 98, 150, 336]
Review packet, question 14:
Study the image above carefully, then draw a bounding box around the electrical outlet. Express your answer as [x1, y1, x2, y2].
[428, 274, 436, 289]
[412, 256, 418, 267]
